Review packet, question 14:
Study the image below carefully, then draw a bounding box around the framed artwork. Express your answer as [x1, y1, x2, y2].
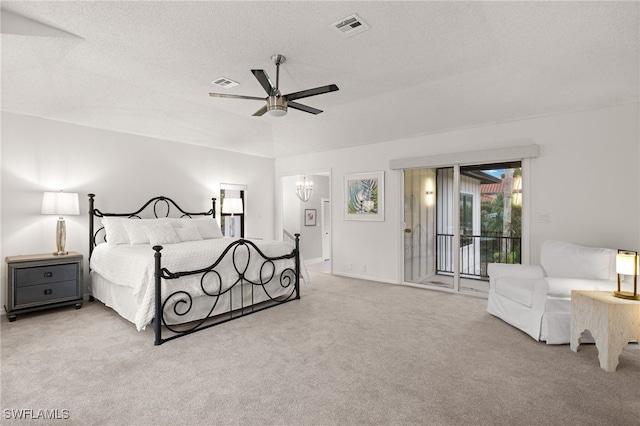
[344, 171, 384, 221]
[304, 209, 317, 226]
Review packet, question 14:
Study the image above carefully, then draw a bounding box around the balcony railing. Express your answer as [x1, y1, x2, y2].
[436, 234, 522, 280]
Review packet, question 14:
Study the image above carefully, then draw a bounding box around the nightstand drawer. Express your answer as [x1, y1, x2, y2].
[15, 263, 78, 287]
[15, 280, 79, 307]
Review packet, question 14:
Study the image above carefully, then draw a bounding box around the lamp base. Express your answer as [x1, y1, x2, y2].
[55, 217, 67, 256]
[613, 290, 640, 301]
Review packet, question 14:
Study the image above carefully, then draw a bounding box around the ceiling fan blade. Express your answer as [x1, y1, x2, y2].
[252, 105, 268, 117]
[251, 69, 276, 96]
[209, 93, 265, 101]
[284, 84, 339, 101]
[288, 101, 323, 115]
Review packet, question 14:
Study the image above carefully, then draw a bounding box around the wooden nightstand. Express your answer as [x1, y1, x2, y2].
[5, 252, 83, 321]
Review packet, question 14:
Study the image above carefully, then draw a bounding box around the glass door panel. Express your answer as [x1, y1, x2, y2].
[403, 168, 453, 289]
[458, 162, 522, 294]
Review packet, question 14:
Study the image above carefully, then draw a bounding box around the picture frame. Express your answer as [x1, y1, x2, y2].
[304, 209, 317, 226]
[344, 171, 384, 221]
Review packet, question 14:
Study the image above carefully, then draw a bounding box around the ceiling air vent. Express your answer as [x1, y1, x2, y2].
[211, 77, 239, 89]
[331, 14, 370, 38]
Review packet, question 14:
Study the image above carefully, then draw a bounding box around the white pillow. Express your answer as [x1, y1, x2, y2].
[101, 217, 130, 245]
[175, 226, 203, 242]
[540, 240, 616, 281]
[123, 218, 170, 245]
[171, 217, 223, 239]
[143, 222, 180, 246]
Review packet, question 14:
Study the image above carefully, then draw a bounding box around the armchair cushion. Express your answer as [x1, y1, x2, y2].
[546, 277, 616, 298]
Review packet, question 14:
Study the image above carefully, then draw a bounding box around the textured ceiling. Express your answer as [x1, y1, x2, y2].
[1, 1, 638, 158]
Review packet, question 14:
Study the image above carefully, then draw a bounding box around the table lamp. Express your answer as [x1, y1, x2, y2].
[614, 250, 639, 300]
[41, 191, 80, 255]
[222, 198, 243, 238]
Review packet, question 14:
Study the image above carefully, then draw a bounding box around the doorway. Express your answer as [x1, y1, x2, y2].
[220, 183, 246, 238]
[280, 171, 331, 273]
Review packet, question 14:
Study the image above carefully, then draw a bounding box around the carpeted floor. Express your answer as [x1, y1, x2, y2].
[1, 271, 639, 425]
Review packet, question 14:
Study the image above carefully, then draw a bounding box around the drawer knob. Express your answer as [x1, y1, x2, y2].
[44, 272, 53, 278]
[44, 289, 53, 295]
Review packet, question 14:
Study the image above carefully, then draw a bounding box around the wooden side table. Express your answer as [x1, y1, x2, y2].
[570, 290, 640, 372]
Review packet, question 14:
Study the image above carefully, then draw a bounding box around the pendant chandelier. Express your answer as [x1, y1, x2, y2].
[296, 175, 313, 202]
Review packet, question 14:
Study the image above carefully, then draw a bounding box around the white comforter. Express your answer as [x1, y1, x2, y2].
[90, 238, 307, 330]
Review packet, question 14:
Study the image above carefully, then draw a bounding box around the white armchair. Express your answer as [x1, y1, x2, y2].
[487, 240, 629, 344]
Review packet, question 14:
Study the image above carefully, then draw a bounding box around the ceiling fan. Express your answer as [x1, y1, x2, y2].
[209, 54, 339, 117]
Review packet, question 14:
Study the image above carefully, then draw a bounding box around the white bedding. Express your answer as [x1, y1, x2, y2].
[90, 238, 307, 331]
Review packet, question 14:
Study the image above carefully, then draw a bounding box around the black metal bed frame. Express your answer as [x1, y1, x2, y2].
[88, 194, 301, 345]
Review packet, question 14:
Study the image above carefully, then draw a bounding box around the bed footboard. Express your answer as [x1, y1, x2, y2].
[152, 235, 301, 345]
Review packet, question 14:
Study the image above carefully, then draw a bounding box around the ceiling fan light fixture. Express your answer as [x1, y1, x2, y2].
[267, 96, 287, 117]
[268, 107, 287, 117]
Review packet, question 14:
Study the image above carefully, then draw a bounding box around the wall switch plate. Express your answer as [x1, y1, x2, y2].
[538, 213, 551, 223]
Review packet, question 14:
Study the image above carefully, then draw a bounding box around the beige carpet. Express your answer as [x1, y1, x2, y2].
[1, 271, 639, 425]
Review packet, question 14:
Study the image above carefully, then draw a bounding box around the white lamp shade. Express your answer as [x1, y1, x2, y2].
[222, 198, 243, 215]
[41, 192, 80, 216]
[616, 252, 639, 276]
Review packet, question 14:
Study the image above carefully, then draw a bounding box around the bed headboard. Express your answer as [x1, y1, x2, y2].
[88, 194, 217, 259]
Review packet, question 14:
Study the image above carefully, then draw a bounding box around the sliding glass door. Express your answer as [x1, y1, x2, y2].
[403, 162, 522, 294]
[403, 168, 453, 289]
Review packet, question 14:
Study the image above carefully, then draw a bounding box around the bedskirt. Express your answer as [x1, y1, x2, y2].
[91, 268, 298, 329]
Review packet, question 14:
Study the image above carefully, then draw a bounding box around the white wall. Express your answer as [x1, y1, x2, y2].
[1, 112, 276, 311]
[275, 103, 640, 284]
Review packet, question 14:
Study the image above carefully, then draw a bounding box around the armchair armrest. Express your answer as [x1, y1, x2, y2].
[487, 263, 546, 280]
[488, 263, 549, 312]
